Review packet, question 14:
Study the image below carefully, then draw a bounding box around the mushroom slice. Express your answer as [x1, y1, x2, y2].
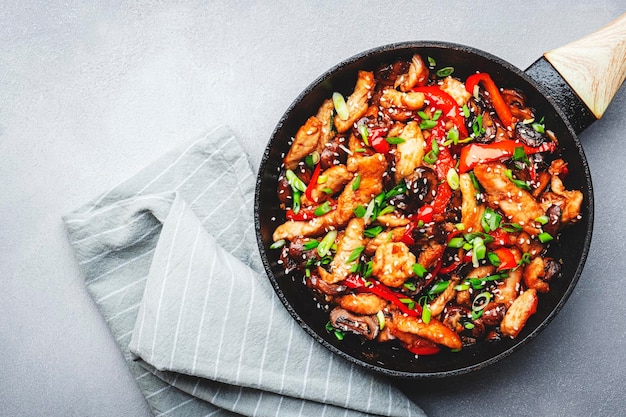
[283, 116, 322, 170]
[334, 71, 376, 133]
[329, 307, 380, 340]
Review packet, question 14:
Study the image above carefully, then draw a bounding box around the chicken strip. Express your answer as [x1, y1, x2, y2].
[394, 54, 429, 92]
[324, 218, 365, 284]
[459, 172, 484, 233]
[439, 76, 471, 107]
[394, 121, 425, 182]
[314, 98, 337, 155]
[334, 71, 376, 133]
[283, 116, 322, 170]
[473, 162, 544, 235]
[371, 241, 416, 288]
[500, 288, 538, 338]
[301, 164, 353, 205]
[392, 313, 463, 350]
[273, 153, 387, 241]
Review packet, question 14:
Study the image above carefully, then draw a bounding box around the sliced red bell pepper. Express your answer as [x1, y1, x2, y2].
[465, 72, 515, 129]
[492, 247, 518, 271]
[304, 163, 322, 200]
[402, 341, 441, 356]
[370, 134, 390, 154]
[344, 275, 422, 317]
[458, 140, 557, 173]
[413, 85, 469, 137]
[285, 207, 316, 221]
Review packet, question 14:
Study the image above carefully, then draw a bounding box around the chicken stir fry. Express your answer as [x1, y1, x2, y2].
[271, 53, 583, 356]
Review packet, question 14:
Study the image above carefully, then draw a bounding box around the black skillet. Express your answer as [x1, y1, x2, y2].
[254, 15, 626, 378]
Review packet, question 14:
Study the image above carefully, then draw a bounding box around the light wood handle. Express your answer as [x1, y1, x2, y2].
[544, 13, 626, 119]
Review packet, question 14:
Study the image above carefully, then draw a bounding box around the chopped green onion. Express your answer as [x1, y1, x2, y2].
[487, 251, 501, 267]
[417, 110, 429, 120]
[322, 187, 333, 194]
[334, 330, 345, 340]
[501, 222, 522, 232]
[447, 167, 460, 190]
[385, 136, 406, 145]
[314, 201, 332, 216]
[363, 260, 373, 278]
[317, 230, 337, 257]
[428, 280, 450, 295]
[423, 139, 439, 164]
[518, 252, 532, 266]
[353, 205, 366, 218]
[285, 169, 307, 192]
[352, 174, 361, 191]
[532, 122, 545, 133]
[481, 207, 502, 233]
[455, 223, 465, 231]
[513, 146, 530, 165]
[472, 114, 485, 136]
[432, 109, 443, 121]
[421, 304, 432, 324]
[412, 263, 427, 278]
[403, 280, 417, 291]
[505, 169, 531, 190]
[448, 237, 465, 248]
[538, 232, 554, 243]
[292, 190, 301, 214]
[270, 239, 286, 249]
[358, 123, 369, 145]
[377, 205, 395, 217]
[472, 236, 486, 267]
[419, 119, 438, 130]
[332, 92, 349, 121]
[427, 56, 436, 68]
[346, 246, 365, 263]
[385, 180, 407, 199]
[364, 225, 383, 238]
[472, 291, 492, 312]
[304, 151, 320, 168]
[444, 127, 460, 146]
[325, 321, 334, 332]
[462, 104, 470, 118]
[317, 174, 328, 184]
[454, 283, 470, 291]
[303, 240, 320, 250]
[464, 322, 475, 330]
[399, 298, 416, 310]
[535, 215, 549, 225]
[376, 310, 386, 330]
[436, 66, 454, 77]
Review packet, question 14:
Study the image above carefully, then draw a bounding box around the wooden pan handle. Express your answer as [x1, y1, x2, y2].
[544, 13, 626, 119]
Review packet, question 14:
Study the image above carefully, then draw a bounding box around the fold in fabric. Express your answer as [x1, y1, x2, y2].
[63, 125, 426, 417]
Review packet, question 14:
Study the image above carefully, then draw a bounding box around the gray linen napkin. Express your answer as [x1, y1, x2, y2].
[63, 125, 426, 417]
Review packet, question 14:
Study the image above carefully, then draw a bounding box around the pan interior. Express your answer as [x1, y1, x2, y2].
[254, 42, 593, 378]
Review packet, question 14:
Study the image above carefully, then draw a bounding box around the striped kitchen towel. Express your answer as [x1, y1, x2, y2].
[63, 125, 426, 417]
